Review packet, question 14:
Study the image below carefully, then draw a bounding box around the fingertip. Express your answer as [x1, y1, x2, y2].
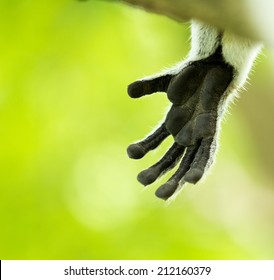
[184, 168, 203, 184]
[137, 168, 159, 186]
[155, 181, 178, 200]
[127, 143, 146, 159]
[127, 81, 145, 98]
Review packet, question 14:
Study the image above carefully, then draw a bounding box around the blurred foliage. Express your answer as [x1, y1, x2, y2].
[1, 0, 274, 259]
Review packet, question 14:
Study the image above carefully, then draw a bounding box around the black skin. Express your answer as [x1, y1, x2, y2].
[127, 46, 234, 200]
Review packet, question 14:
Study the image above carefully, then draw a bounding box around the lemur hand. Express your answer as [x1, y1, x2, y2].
[127, 21, 260, 200]
[127, 47, 233, 200]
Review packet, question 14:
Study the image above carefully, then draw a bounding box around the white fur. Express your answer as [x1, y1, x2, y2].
[139, 20, 261, 93]
[188, 20, 220, 60]
[139, 21, 220, 82]
[222, 32, 262, 88]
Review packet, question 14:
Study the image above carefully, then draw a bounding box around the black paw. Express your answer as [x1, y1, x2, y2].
[127, 47, 233, 200]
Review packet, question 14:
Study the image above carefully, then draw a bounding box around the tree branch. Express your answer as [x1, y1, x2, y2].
[118, 0, 273, 46]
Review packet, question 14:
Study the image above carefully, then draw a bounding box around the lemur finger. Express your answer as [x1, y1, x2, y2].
[137, 143, 185, 186]
[175, 113, 216, 146]
[155, 144, 199, 200]
[128, 75, 173, 98]
[184, 137, 216, 184]
[199, 65, 233, 111]
[127, 123, 170, 159]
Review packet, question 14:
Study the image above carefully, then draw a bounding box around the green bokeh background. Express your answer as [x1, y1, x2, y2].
[1, 0, 274, 259]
